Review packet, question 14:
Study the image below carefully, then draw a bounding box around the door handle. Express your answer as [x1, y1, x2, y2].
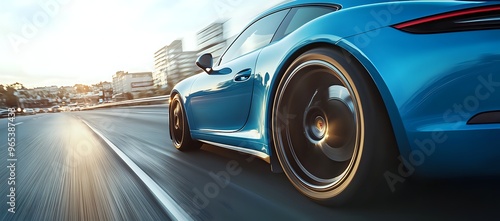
[234, 69, 252, 82]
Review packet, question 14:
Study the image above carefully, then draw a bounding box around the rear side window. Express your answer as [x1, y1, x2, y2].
[274, 6, 336, 41]
[219, 9, 289, 64]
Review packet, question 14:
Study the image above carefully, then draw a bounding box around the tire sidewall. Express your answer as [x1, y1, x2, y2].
[170, 95, 184, 150]
[272, 48, 394, 205]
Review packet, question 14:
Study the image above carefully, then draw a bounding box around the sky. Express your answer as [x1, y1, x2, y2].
[0, 0, 285, 88]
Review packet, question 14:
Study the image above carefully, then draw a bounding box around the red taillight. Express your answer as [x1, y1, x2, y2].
[393, 5, 500, 34]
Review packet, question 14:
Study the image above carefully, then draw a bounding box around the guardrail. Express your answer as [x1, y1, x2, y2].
[84, 95, 170, 110]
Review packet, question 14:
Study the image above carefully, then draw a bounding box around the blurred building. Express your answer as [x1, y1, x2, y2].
[197, 22, 226, 65]
[15, 85, 64, 107]
[168, 50, 198, 88]
[153, 39, 198, 89]
[112, 71, 154, 97]
[33, 86, 58, 97]
[153, 45, 168, 87]
[60, 86, 76, 98]
[91, 82, 113, 102]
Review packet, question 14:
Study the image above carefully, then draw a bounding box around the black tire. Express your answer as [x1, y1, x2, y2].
[170, 94, 202, 151]
[272, 48, 398, 206]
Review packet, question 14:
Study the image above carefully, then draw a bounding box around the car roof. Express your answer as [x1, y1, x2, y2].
[251, 0, 403, 24]
[275, 0, 401, 9]
[269, 0, 494, 11]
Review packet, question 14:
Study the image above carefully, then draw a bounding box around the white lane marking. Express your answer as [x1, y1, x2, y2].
[13, 122, 23, 126]
[81, 120, 192, 221]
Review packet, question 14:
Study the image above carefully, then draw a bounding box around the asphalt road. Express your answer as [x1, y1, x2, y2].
[1, 105, 499, 220]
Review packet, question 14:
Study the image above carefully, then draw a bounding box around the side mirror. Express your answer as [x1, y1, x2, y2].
[196, 53, 213, 74]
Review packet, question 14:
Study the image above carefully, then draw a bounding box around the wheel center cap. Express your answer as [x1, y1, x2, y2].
[312, 116, 326, 139]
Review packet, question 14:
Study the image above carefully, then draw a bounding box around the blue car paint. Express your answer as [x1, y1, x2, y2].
[171, 0, 500, 177]
[340, 27, 500, 177]
[188, 50, 259, 132]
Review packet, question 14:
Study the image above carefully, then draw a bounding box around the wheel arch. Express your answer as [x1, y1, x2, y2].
[335, 39, 411, 158]
[169, 82, 196, 141]
[266, 41, 408, 164]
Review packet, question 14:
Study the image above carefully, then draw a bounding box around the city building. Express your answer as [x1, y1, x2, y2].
[33, 86, 58, 97]
[153, 45, 168, 87]
[1, 82, 119, 108]
[197, 22, 226, 65]
[60, 86, 76, 98]
[167, 50, 198, 88]
[112, 71, 154, 98]
[91, 82, 113, 102]
[153, 39, 198, 89]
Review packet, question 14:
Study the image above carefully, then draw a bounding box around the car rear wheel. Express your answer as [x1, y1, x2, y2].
[170, 94, 202, 151]
[272, 48, 398, 206]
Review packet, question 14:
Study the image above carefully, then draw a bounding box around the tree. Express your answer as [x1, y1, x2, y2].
[9, 82, 25, 90]
[4, 86, 19, 107]
[0, 85, 6, 107]
[124, 92, 134, 100]
[74, 84, 91, 94]
[0, 85, 6, 94]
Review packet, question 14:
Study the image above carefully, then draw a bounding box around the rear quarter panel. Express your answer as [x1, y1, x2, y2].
[254, 0, 500, 176]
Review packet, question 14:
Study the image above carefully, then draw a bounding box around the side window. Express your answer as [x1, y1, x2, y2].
[274, 6, 336, 41]
[220, 9, 289, 65]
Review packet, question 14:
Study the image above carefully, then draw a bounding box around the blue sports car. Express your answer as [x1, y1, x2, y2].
[170, 0, 500, 205]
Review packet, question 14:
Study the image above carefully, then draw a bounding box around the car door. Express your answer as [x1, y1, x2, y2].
[188, 9, 290, 131]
